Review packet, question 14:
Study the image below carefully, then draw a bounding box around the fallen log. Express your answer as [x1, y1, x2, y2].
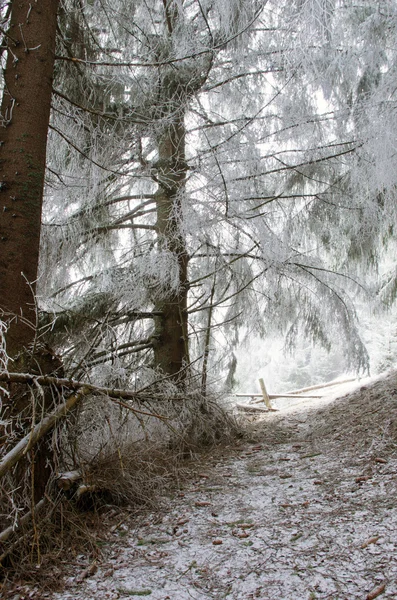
[0, 387, 88, 479]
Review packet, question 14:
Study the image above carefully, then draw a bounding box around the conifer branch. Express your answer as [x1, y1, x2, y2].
[0, 372, 169, 404]
[53, 6, 265, 69]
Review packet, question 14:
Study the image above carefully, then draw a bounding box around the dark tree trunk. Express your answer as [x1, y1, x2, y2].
[0, 0, 60, 507]
[153, 116, 190, 379]
[0, 0, 59, 359]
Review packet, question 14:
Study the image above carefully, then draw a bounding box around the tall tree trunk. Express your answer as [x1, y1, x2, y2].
[0, 0, 60, 507]
[149, 2, 191, 380]
[153, 115, 190, 379]
[0, 0, 59, 359]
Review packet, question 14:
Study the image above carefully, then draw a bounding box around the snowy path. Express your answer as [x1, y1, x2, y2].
[50, 375, 397, 600]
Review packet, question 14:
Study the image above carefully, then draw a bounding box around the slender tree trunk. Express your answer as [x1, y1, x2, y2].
[0, 0, 59, 359]
[150, 0, 214, 381]
[153, 115, 190, 378]
[201, 275, 216, 396]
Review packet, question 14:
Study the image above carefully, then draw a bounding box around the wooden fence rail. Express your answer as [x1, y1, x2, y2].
[234, 377, 358, 412]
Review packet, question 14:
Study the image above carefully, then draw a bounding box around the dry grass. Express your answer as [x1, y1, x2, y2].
[245, 370, 397, 456]
[0, 497, 116, 594]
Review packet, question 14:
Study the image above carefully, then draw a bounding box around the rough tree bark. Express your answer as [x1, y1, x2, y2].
[0, 0, 60, 504]
[0, 0, 59, 359]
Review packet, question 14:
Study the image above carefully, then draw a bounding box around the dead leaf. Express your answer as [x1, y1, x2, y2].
[356, 475, 371, 483]
[195, 501, 211, 507]
[212, 539, 223, 545]
[366, 582, 386, 599]
[374, 458, 387, 464]
[237, 532, 249, 538]
[76, 561, 97, 582]
[361, 536, 380, 549]
[313, 480, 323, 485]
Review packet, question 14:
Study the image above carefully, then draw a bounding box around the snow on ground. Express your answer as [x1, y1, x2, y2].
[46, 372, 397, 599]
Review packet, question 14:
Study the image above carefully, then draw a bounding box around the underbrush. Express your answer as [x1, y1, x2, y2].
[0, 380, 240, 588]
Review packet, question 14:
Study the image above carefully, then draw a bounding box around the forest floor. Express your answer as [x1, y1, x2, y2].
[9, 372, 397, 599]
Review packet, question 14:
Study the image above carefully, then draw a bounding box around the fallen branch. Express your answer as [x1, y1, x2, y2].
[236, 403, 276, 413]
[284, 377, 357, 395]
[0, 499, 47, 544]
[0, 494, 65, 565]
[234, 393, 321, 399]
[0, 387, 88, 479]
[238, 394, 322, 404]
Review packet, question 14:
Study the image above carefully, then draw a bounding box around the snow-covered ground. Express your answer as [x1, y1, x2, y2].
[21, 373, 397, 599]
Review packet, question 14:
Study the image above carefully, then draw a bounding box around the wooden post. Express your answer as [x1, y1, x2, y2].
[259, 378, 273, 410]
